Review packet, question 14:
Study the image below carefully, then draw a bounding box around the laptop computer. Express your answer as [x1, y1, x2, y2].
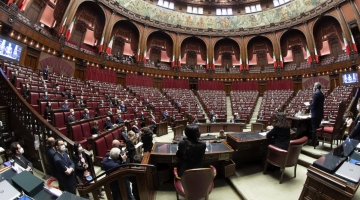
[0, 180, 21, 200]
[335, 162, 360, 183]
[313, 153, 345, 174]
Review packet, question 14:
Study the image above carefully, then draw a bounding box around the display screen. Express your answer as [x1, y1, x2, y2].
[342, 71, 359, 85]
[0, 37, 22, 61]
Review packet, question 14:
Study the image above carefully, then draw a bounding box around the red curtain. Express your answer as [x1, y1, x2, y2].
[266, 79, 293, 90]
[126, 74, 154, 87]
[162, 78, 189, 89]
[85, 66, 117, 84]
[232, 81, 258, 90]
[198, 80, 224, 90]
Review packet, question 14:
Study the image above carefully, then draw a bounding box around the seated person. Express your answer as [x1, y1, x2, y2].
[107, 108, 113, 116]
[229, 118, 235, 123]
[115, 114, 124, 124]
[44, 101, 52, 120]
[67, 109, 76, 123]
[266, 112, 290, 150]
[91, 121, 99, 135]
[218, 129, 226, 140]
[99, 100, 105, 107]
[119, 101, 126, 113]
[138, 111, 145, 127]
[176, 125, 206, 176]
[68, 90, 74, 100]
[163, 110, 169, 121]
[105, 93, 111, 101]
[79, 96, 85, 107]
[11, 142, 33, 173]
[61, 100, 69, 110]
[104, 117, 114, 130]
[112, 96, 118, 107]
[235, 113, 240, 120]
[42, 91, 49, 99]
[82, 108, 90, 119]
[54, 86, 60, 93]
[122, 126, 129, 141]
[192, 116, 199, 124]
[74, 99, 82, 108]
[23, 84, 30, 100]
[132, 121, 140, 134]
[210, 116, 216, 123]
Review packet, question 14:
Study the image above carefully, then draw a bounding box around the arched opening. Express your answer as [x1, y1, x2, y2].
[279, 29, 309, 70]
[213, 38, 240, 73]
[145, 31, 173, 69]
[247, 36, 274, 72]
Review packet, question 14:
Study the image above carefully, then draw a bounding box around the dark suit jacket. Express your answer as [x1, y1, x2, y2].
[44, 107, 51, 120]
[67, 114, 75, 123]
[68, 93, 74, 100]
[72, 152, 90, 179]
[104, 121, 113, 129]
[309, 90, 324, 119]
[266, 127, 291, 150]
[42, 95, 49, 99]
[91, 127, 99, 135]
[43, 68, 48, 79]
[13, 155, 33, 172]
[82, 113, 90, 119]
[141, 133, 153, 152]
[112, 99, 118, 106]
[61, 104, 69, 110]
[132, 125, 140, 133]
[45, 146, 57, 177]
[176, 140, 206, 176]
[102, 157, 121, 191]
[116, 117, 124, 124]
[53, 151, 76, 194]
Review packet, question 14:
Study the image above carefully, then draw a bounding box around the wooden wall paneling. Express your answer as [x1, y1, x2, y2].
[293, 79, 302, 93]
[25, 46, 41, 71]
[117, 73, 126, 86]
[154, 78, 162, 91]
[74, 64, 86, 80]
[258, 81, 267, 96]
[330, 74, 340, 89]
[224, 81, 232, 96]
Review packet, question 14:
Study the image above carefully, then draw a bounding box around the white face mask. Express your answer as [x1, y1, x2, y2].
[357, 105, 360, 111]
[71, 112, 74, 115]
[78, 147, 83, 152]
[60, 145, 66, 152]
[19, 148, 24, 154]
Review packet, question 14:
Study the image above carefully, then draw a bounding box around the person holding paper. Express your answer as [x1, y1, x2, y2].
[308, 82, 324, 147]
[176, 124, 206, 176]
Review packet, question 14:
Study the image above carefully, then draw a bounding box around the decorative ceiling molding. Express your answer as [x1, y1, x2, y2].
[96, 0, 341, 36]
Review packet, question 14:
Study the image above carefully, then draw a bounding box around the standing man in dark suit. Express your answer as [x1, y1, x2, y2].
[10, 142, 33, 173]
[45, 137, 58, 183]
[53, 139, 76, 195]
[308, 82, 325, 147]
[43, 65, 49, 80]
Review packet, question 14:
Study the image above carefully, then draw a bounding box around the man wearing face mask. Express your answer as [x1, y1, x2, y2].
[53, 139, 76, 195]
[308, 82, 324, 147]
[61, 100, 69, 110]
[82, 108, 90, 119]
[42, 91, 49, 99]
[67, 109, 76, 123]
[349, 102, 360, 140]
[10, 142, 33, 173]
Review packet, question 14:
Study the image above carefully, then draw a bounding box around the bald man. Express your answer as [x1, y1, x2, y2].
[45, 137, 59, 185]
[105, 140, 125, 158]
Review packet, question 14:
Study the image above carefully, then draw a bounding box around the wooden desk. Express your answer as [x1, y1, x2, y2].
[172, 125, 185, 139]
[174, 119, 187, 129]
[299, 165, 359, 200]
[156, 121, 168, 137]
[198, 123, 246, 134]
[226, 131, 297, 165]
[150, 142, 234, 188]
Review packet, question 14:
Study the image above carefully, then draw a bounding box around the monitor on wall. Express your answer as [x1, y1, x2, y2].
[0, 36, 23, 62]
[341, 71, 359, 85]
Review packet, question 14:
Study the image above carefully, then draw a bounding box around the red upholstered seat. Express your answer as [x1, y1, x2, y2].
[74, 111, 81, 120]
[104, 133, 114, 151]
[39, 102, 47, 117]
[95, 137, 107, 159]
[174, 180, 214, 196]
[71, 124, 87, 149]
[53, 113, 65, 128]
[316, 127, 333, 133]
[30, 92, 39, 105]
[81, 123, 92, 138]
[113, 129, 121, 140]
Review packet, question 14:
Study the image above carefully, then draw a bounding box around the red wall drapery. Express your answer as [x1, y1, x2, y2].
[198, 80, 224, 90]
[162, 78, 189, 89]
[266, 79, 293, 90]
[126, 74, 154, 87]
[232, 81, 258, 90]
[85, 66, 116, 83]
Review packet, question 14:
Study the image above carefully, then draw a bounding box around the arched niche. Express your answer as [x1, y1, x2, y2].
[280, 29, 308, 67]
[213, 38, 240, 68]
[313, 16, 344, 60]
[110, 20, 140, 57]
[247, 36, 274, 70]
[179, 37, 207, 66]
[145, 31, 174, 64]
[69, 2, 105, 50]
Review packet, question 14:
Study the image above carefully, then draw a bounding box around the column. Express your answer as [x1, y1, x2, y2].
[336, 6, 353, 51]
[303, 22, 315, 61]
[349, 0, 360, 31]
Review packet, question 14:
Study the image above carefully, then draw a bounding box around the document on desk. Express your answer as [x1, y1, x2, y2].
[297, 115, 310, 119]
[303, 102, 310, 106]
[259, 132, 268, 136]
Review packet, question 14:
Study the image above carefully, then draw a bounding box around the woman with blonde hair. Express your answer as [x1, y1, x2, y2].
[266, 112, 291, 150]
[126, 131, 137, 162]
